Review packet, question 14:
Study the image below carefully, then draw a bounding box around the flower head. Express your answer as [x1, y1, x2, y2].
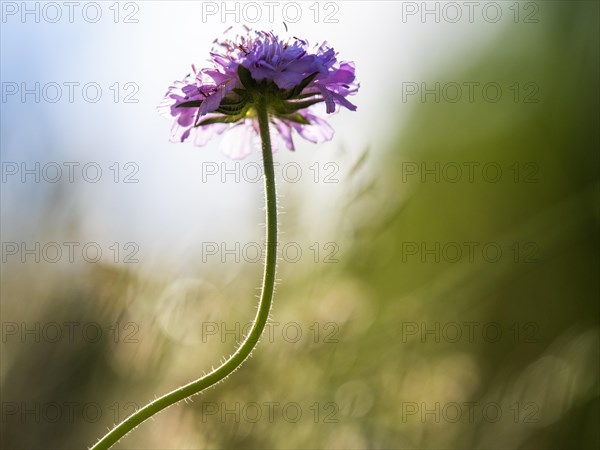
[159, 29, 359, 159]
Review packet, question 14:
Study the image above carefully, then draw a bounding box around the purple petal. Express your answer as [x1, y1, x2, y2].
[273, 120, 295, 150]
[293, 114, 334, 143]
[219, 120, 257, 159]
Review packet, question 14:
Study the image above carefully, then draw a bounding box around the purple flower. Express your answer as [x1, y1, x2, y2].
[159, 29, 358, 159]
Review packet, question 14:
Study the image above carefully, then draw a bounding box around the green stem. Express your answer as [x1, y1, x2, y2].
[91, 98, 277, 450]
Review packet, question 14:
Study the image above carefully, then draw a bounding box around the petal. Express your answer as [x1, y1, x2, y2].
[318, 85, 336, 113]
[249, 66, 276, 81]
[181, 84, 200, 96]
[219, 120, 258, 160]
[169, 121, 192, 143]
[329, 89, 358, 111]
[293, 114, 334, 143]
[273, 71, 305, 89]
[323, 65, 356, 84]
[273, 120, 295, 151]
[192, 122, 228, 147]
[204, 69, 229, 84]
[289, 55, 327, 73]
[176, 109, 196, 126]
[199, 90, 224, 115]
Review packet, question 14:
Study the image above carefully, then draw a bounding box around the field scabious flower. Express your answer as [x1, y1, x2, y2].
[159, 29, 359, 159]
[94, 29, 356, 450]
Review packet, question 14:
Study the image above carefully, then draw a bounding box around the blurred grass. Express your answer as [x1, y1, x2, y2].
[1, 2, 599, 449]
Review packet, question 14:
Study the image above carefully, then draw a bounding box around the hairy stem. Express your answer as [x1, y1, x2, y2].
[91, 97, 277, 450]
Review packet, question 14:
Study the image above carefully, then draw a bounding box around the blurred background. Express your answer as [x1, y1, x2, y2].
[1, 1, 598, 449]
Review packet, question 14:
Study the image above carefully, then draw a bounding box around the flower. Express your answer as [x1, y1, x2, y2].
[159, 29, 358, 159]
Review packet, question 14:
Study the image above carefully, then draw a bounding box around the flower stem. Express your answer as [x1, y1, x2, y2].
[91, 98, 277, 450]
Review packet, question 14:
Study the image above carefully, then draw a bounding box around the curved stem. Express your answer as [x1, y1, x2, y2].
[91, 98, 277, 450]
